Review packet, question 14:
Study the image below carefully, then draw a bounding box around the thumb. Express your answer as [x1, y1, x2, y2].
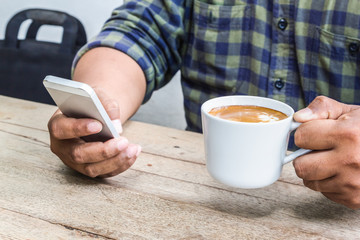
[294, 96, 352, 122]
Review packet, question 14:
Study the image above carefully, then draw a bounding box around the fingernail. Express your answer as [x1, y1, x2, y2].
[87, 122, 102, 133]
[112, 119, 123, 134]
[294, 107, 313, 121]
[136, 145, 142, 157]
[116, 138, 128, 151]
[126, 145, 138, 159]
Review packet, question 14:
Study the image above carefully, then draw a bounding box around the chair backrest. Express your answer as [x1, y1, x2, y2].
[0, 8, 87, 104]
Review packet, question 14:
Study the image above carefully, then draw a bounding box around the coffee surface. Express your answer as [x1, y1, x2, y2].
[208, 105, 288, 123]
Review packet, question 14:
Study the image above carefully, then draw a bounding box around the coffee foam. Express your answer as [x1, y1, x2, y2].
[209, 105, 288, 123]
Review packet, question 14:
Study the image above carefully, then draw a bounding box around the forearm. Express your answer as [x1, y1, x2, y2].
[73, 47, 146, 123]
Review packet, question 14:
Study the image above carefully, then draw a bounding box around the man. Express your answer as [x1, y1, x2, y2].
[48, 1, 360, 209]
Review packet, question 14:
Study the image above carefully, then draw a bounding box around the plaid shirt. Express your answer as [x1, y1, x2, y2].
[74, 0, 360, 133]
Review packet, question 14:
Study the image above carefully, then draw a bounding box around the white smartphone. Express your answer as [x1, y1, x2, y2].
[43, 75, 120, 142]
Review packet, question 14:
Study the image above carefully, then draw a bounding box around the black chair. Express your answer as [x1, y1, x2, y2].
[0, 8, 87, 104]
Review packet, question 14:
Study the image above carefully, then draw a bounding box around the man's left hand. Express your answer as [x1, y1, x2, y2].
[293, 96, 360, 209]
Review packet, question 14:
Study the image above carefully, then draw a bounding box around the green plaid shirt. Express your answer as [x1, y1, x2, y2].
[74, 0, 360, 133]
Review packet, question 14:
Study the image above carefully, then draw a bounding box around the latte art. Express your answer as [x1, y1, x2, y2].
[208, 105, 288, 123]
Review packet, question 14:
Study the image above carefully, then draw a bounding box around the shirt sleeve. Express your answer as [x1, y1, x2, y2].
[73, 0, 186, 102]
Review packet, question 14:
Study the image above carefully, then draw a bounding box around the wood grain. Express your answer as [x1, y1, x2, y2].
[1, 95, 359, 239]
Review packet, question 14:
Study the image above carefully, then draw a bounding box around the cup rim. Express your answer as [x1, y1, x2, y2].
[201, 95, 295, 125]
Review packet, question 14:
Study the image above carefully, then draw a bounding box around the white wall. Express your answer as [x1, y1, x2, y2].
[0, 0, 120, 40]
[0, 0, 186, 130]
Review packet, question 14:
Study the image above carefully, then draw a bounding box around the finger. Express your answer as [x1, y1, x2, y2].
[323, 191, 360, 209]
[69, 137, 129, 164]
[98, 145, 142, 178]
[294, 96, 353, 122]
[112, 119, 123, 134]
[293, 150, 338, 181]
[294, 119, 337, 150]
[96, 90, 120, 120]
[83, 144, 141, 177]
[49, 113, 102, 140]
[321, 192, 348, 206]
[98, 157, 137, 178]
[303, 176, 336, 193]
[96, 90, 123, 134]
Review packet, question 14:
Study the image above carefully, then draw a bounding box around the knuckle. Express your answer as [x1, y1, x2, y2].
[100, 147, 113, 159]
[48, 120, 61, 138]
[312, 96, 334, 110]
[70, 146, 83, 164]
[341, 179, 360, 209]
[338, 136, 360, 168]
[344, 154, 360, 170]
[72, 124, 84, 137]
[313, 95, 329, 104]
[293, 160, 306, 179]
[306, 180, 320, 191]
[338, 113, 352, 121]
[114, 155, 133, 172]
[311, 96, 334, 118]
[294, 128, 305, 147]
[125, 159, 133, 169]
[347, 197, 360, 209]
[84, 165, 98, 178]
[114, 156, 125, 169]
[311, 96, 330, 111]
[340, 127, 360, 144]
[344, 177, 360, 191]
[104, 100, 119, 111]
[47, 119, 54, 133]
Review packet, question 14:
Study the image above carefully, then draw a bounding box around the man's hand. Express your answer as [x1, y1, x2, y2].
[293, 96, 360, 209]
[48, 89, 141, 178]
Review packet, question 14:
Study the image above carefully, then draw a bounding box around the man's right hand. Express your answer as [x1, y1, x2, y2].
[47, 95, 141, 178]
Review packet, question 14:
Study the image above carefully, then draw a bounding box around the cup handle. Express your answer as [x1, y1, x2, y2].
[283, 121, 312, 165]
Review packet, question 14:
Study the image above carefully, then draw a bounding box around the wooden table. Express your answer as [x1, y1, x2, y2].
[0, 95, 359, 240]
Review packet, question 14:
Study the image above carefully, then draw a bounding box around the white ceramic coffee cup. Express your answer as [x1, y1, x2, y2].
[201, 95, 311, 189]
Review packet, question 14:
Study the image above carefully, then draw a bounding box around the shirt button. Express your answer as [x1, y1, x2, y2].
[274, 79, 285, 90]
[278, 18, 288, 31]
[349, 42, 359, 55]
